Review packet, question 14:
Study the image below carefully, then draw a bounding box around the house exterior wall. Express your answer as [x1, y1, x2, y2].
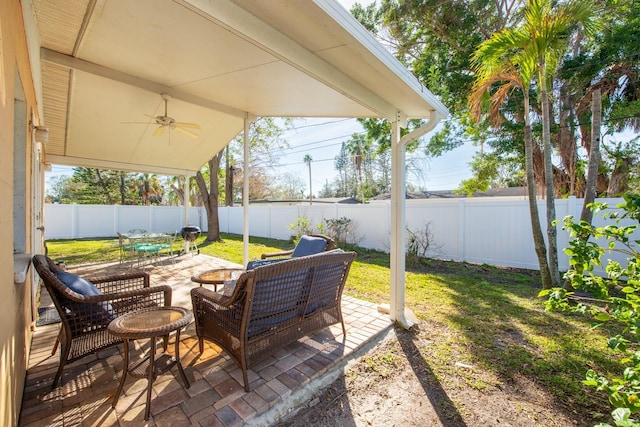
[1, 1, 41, 425]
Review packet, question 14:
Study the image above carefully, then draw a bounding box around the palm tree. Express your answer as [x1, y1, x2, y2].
[469, 0, 597, 288]
[345, 134, 368, 203]
[520, 0, 598, 287]
[469, 59, 554, 289]
[135, 173, 163, 205]
[303, 154, 313, 205]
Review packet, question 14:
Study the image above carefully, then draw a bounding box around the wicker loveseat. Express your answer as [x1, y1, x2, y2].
[32, 255, 172, 388]
[190, 250, 357, 391]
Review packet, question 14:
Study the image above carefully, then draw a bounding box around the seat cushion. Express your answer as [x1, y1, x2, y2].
[292, 236, 328, 257]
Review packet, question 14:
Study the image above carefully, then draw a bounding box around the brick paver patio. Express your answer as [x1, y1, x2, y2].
[19, 254, 392, 426]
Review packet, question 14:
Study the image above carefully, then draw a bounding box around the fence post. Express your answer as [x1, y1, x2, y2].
[268, 204, 272, 239]
[567, 195, 577, 219]
[458, 199, 465, 262]
[113, 204, 118, 236]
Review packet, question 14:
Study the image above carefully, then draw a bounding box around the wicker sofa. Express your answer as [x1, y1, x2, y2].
[32, 254, 172, 388]
[190, 250, 357, 391]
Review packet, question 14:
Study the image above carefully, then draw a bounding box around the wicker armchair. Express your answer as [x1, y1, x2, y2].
[191, 250, 356, 391]
[32, 255, 172, 388]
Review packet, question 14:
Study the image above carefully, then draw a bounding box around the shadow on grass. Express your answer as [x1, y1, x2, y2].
[436, 276, 616, 424]
[396, 327, 467, 426]
[331, 243, 616, 422]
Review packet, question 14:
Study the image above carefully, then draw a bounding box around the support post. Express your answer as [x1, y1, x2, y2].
[242, 114, 256, 266]
[390, 114, 409, 328]
[183, 175, 190, 254]
[389, 110, 440, 329]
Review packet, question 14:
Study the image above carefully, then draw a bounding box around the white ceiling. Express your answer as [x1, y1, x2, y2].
[31, 0, 449, 175]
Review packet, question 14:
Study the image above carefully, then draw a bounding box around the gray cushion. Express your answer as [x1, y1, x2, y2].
[292, 236, 327, 257]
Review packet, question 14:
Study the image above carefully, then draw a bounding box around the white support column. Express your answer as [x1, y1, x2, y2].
[390, 110, 441, 329]
[183, 175, 190, 254]
[390, 115, 409, 328]
[242, 114, 256, 267]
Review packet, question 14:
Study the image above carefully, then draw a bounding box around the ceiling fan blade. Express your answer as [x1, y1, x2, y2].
[174, 126, 199, 139]
[152, 126, 166, 137]
[121, 121, 154, 125]
[173, 122, 201, 129]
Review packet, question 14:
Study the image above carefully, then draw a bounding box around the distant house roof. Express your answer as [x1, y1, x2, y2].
[370, 187, 527, 201]
[249, 197, 361, 205]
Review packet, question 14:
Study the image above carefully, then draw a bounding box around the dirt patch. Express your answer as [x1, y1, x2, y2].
[277, 323, 587, 427]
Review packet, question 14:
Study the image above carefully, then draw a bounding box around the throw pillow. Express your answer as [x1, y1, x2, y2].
[55, 271, 102, 296]
[55, 271, 116, 323]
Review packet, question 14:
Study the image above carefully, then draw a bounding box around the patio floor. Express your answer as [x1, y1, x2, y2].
[19, 254, 392, 426]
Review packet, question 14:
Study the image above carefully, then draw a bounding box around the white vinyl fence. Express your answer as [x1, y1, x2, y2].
[45, 196, 636, 272]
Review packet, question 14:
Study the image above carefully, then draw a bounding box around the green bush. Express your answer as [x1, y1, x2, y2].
[541, 194, 640, 427]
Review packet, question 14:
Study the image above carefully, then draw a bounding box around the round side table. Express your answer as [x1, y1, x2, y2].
[191, 268, 244, 291]
[108, 306, 193, 421]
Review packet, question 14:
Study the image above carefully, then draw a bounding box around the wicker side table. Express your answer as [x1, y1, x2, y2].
[108, 306, 193, 420]
[191, 268, 244, 291]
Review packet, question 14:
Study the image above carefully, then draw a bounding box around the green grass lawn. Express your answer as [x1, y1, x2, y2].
[45, 233, 621, 420]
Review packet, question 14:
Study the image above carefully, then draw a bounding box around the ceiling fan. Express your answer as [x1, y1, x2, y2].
[122, 93, 201, 138]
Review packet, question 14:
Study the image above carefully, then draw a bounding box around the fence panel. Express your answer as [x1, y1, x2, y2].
[75, 205, 114, 238]
[44, 197, 637, 273]
[45, 204, 74, 239]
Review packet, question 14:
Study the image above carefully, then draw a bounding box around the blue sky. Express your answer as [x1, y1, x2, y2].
[273, 118, 476, 193]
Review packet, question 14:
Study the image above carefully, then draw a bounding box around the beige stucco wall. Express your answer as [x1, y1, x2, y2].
[1, 1, 41, 425]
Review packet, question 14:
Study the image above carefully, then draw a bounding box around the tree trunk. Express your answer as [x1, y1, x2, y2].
[580, 88, 601, 224]
[308, 163, 313, 205]
[95, 169, 114, 204]
[225, 147, 233, 206]
[541, 88, 561, 288]
[608, 157, 631, 196]
[557, 84, 576, 195]
[195, 154, 223, 242]
[524, 95, 553, 289]
[119, 172, 126, 205]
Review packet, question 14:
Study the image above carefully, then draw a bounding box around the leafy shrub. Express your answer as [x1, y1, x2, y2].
[323, 217, 353, 246]
[406, 221, 441, 266]
[288, 216, 314, 242]
[540, 194, 640, 427]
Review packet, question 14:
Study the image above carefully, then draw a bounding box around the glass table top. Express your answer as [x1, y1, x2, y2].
[108, 307, 192, 337]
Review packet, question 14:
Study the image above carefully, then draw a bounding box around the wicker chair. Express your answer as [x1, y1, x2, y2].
[32, 255, 172, 388]
[191, 250, 356, 391]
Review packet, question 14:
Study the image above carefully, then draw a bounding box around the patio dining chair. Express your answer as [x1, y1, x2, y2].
[117, 232, 135, 265]
[133, 232, 177, 266]
[32, 255, 172, 389]
[127, 228, 147, 235]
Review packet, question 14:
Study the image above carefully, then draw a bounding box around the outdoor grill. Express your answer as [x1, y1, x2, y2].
[180, 225, 201, 254]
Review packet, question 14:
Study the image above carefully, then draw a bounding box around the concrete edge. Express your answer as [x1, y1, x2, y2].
[247, 323, 397, 426]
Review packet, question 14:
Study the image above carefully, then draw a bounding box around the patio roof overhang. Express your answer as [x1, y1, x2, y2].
[32, 0, 448, 176]
[29, 0, 450, 328]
